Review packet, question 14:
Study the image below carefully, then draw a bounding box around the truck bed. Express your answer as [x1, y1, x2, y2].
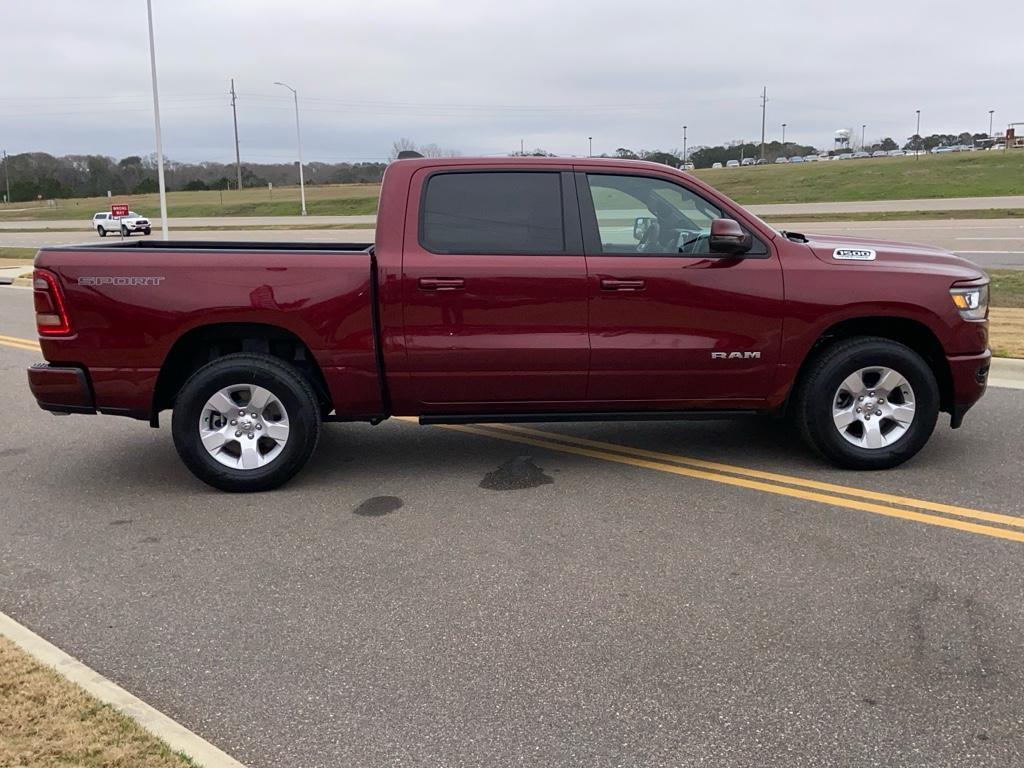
[33, 240, 384, 420]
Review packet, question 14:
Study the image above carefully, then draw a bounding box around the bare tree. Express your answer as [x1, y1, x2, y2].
[388, 138, 418, 161]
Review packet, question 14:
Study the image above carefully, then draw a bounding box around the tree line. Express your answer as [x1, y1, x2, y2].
[0, 152, 387, 203]
[0, 130, 1001, 202]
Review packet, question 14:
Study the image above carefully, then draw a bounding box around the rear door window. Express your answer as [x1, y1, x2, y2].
[420, 172, 565, 254]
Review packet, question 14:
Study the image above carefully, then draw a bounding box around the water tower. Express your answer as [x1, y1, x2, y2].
[834, 129, 851, 152]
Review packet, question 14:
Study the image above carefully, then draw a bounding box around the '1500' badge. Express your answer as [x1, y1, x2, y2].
[832, 248, 876, 261]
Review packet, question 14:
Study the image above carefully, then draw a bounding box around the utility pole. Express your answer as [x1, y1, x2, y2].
[682, 125, 687, 163]
[520, 138, 524, 155]
[781, 123, 786, 146]
[588, 136, 593, 157]
[915, 109, 921, 159]
[759, 86, 768, 161]
[861, 124, 866, 149]
[230, 78, 242, 192]
[2, 150, 10, 205]
[145, 0, 169, 240]
[989, 109, 995, 137]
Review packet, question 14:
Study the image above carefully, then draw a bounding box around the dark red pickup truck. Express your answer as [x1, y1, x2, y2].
[28, 157, 990, 491]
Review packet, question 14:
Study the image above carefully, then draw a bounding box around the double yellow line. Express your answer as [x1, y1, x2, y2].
[3, 333, 1017, 543]
[440, 422, 1024, 545]
[0, 333, 40, 353]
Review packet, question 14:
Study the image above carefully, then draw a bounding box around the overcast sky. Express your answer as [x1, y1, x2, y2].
[2, 0, 1020, 163]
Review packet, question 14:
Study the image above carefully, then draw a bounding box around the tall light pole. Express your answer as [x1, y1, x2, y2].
[2, 150, 10, 205]
[781, 123, 786, 146]
[861, 123, 866, 149]
[989, 109, 995, 137]
[915, 109, 921, 159]
[588, 136, 593, 157]
[274, 81, 307, 216]
[145, 0, 169, 240]
[682, 125, 687, 163]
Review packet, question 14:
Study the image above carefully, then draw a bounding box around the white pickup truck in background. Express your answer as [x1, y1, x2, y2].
[92, 211, 152, 237]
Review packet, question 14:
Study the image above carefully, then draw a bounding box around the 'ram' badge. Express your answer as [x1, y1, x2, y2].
[832, 248, 876, 261]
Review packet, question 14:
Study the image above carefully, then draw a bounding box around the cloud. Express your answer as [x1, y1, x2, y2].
[1, 0, 1019, 162]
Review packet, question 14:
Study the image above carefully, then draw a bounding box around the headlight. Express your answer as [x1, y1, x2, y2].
[949, 284, 989, 320]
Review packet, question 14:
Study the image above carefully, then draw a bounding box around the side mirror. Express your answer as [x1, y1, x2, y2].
[633, 216, 655, 241]
[709, 218, 753, 255]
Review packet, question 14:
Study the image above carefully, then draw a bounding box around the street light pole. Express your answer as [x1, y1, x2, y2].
[682, 125, 687, 163]
[274, 81, 307, 216]
[861, 124, 866, 149]
[145, 0, 169, 240]
[915, 110, 921, 159]
[989, 109, 995, 138]
[588, 136, 593, 157]
[781, 123, 786, 147]
[2, 150, 10, 205]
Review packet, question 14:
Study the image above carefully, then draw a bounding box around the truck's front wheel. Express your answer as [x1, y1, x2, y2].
[795, 337, 939, 469]
[171, 354, 321, 492]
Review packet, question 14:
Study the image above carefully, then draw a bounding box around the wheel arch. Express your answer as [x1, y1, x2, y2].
[151, 322, 332, 422]
[788, 316, 953, 415]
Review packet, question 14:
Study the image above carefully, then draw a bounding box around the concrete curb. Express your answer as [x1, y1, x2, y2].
[990, 357, 1024, 390]
[0, 611, 248, 768]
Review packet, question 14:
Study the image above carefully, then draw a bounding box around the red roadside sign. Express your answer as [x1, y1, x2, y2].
[111, 204, 129, 218]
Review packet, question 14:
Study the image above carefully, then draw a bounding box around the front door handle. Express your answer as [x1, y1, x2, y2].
[418, 277, 465, 291]
[600, 278, 646, 291]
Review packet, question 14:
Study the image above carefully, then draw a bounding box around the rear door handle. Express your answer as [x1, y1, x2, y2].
[418, 277, 465, 291]
[600, 278, 646, 291]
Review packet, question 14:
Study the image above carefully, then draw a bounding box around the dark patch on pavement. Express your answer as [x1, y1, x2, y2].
[0, 447, 28, 458]
[353, 495, 404, 517]
[109, 519, 133, 526]
[479, 456, 554, 491]
[141, 536, 160, 544]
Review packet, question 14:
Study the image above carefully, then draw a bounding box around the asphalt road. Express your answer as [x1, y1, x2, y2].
[2, 286, 1024, 767]
[3, 217, 1022, 269]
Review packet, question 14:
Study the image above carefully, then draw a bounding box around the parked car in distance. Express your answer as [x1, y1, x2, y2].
[789, 156, 804, 163]
[852, 151, 871, 159]
[741, 158, 755, 166]
[802, 155, 818, 162]
[834, 152, 853, 160]
[712, 162, 723, 169]
[30, 156, 991, 491]
[871, 150, 889, 158]
[755, 158, 768, 165]
[888, 149, 905, 157]
[93, 211, 151, 237]
[774, 157, 789, 164]
[680, 162, 695, 170]
[817, 154, 830, 161]
[726, 159, 741, 168]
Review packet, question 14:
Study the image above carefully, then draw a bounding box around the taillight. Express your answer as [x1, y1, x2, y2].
[33, 269, 72, 336]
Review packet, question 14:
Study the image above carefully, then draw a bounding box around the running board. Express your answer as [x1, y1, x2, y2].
[419, 410, 757, 425]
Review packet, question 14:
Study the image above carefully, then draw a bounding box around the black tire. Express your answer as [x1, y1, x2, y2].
[143, 227, 151, 236]
[98, 226, 106, 237]
[171, 353, 321, 492]
[121, 225, 130, 237]
[795, 336, 939, 470]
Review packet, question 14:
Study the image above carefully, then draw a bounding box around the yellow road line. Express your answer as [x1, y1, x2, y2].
[440, 423, 1024, 545]
[0, 338, 40, 352]
[486, 423, 1024, 530]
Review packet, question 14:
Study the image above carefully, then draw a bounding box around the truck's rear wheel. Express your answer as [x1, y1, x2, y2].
[121, 225, 130, 237]
[98, 226, 106, 237]
[795, 337, 939, 469]
[171, 353, 320, 492]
